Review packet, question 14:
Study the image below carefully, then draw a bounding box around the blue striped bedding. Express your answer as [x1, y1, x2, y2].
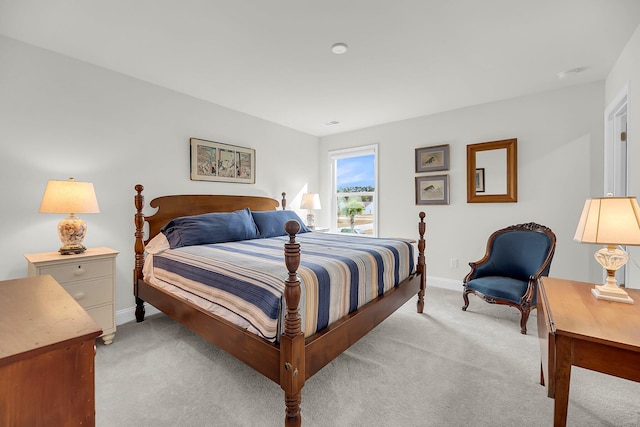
[151, 233, 415, 342]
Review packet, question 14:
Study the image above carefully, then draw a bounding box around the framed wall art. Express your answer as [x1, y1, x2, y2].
[415, 174, 449, 205]
[415, 144, 450, 173]
[190, 138, 256, 183]
[475, 168, 485, 193]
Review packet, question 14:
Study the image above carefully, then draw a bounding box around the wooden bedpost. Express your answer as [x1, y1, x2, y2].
[281, 192, 287, 210]
[134, 184, 146, 322]
[416, 211, 426, 313]
[281, 220, 304, 427]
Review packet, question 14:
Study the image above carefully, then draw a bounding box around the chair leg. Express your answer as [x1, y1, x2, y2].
[462, 289, 470, 311]
[520, 306, 531, 335]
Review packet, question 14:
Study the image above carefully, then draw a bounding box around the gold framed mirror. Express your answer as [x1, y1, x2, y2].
[467, 138, 517, 203]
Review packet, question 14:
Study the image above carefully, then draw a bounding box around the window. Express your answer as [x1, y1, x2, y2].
[329, 144, 378, 236]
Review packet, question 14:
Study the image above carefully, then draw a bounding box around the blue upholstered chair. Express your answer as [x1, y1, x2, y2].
[462, 222, 556, 334]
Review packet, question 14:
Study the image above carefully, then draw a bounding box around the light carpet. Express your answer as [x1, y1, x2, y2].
[95, 285, 640, 426]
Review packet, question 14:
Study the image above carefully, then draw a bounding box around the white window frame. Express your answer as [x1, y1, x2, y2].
[329, 144, 379, 236]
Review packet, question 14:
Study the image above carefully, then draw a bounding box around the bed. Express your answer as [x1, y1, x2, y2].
[133, 184, 426, 426]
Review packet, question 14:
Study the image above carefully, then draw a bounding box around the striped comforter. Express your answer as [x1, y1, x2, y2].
[150, 232, 415, 342]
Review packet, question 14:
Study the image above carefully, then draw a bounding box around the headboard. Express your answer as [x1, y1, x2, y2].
[133, 184, 286, 282]
[134, 185, 285, 243]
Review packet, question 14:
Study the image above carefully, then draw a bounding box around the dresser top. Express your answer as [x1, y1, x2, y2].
[540, 277, 640, 351]
[0, 275, 102, 365]
[24, 246, 119, 264]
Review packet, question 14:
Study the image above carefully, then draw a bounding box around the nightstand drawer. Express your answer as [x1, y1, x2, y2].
[38, 259, 113, 284]
[62, 278, 112, 308]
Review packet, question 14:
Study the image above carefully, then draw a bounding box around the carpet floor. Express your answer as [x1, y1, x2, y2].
[95, 285, 640, 426]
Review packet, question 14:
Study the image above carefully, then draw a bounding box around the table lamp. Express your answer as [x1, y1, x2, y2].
[39, 178, 100, 255]
[300, 193, 321, 229]
[574, 196, 640, 304]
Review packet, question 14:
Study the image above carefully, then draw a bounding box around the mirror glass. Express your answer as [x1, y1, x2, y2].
[476, 148, 507, 194]
[467, 138, 517, 203]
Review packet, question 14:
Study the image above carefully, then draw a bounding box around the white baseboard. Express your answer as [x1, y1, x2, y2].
[116, 304, 161, 326]
[426, 276, 462, 292]
[115, 275, 461, 326]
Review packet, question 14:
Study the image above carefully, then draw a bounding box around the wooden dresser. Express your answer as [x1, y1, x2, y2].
[537, 277, 640, 426]
[0, 275, 102, 426]
[25, 247, 118, 345]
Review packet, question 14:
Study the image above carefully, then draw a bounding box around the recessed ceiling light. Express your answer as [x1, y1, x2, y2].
[323, 120, 340, 127]
[331, 43, 348, 55]
[557, 66, 588, 80]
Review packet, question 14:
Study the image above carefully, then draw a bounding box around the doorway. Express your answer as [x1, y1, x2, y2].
[604, 84, 629, 285]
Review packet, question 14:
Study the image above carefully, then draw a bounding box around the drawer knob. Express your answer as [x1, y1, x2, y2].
[73, 292, 85, 301]
[74, 266, 85, 276]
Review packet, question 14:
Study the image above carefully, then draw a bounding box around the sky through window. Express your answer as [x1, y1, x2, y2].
[336, 154, 375, 189]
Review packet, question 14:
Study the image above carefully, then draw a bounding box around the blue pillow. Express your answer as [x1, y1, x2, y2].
[161, 208, 259, 248]
[251, 210, 310, 238]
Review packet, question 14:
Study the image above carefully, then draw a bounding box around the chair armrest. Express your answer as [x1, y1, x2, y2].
[521, 275, 538, 302]
[463, 259, 495, 283]
[522, 260, 553, 303]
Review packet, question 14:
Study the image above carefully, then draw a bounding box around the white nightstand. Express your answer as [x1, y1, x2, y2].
[24, 247, 119, 345]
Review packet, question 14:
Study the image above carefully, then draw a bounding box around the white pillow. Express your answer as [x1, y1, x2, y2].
[145, 232, 170, 254]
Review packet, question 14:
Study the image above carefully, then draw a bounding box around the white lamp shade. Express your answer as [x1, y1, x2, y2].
[39, 178, 100, 214]
[574, 196, 640, 245]
[301, 193, 321, 210]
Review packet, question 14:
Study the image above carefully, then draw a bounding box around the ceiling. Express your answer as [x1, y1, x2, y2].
[1, 1, 640, 137]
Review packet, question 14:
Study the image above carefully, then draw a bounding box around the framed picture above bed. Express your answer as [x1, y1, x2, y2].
[415, 174, 450, 205]
[415, 144, 450, 173]
[190, 137, 256, 183]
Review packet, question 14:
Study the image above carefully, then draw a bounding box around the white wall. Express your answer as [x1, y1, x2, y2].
[0, 29, 623, 317]
[0, 36, 320, 313]
[606, 24, 640, 289]
[319, 83, 604, 289]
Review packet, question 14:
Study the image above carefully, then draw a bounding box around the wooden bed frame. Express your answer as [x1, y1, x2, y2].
[133, 184, 426, 426]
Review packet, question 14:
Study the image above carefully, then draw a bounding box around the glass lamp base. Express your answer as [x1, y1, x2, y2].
[591, 245, 634, 304]
[57, 214, 88, 255]
[306, 211, 315, 229]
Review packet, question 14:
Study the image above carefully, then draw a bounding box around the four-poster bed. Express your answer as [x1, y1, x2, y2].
[133, 184, 426, 426]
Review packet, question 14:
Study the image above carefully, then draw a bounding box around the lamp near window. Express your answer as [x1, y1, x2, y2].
[39, 178, 100, 255]
[574, 196, 640, 304]
[300, 193, 321, 229]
